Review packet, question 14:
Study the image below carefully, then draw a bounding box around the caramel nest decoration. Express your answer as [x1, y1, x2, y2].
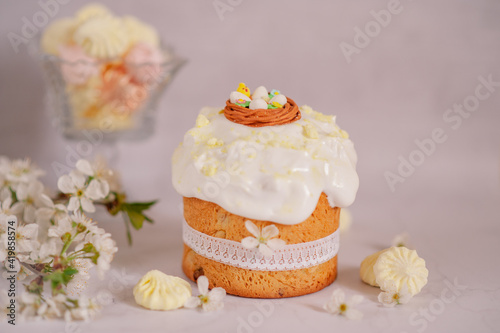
[223, 97, 301, 127]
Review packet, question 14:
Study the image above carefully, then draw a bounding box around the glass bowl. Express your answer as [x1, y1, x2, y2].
[41, 47, 186, 142]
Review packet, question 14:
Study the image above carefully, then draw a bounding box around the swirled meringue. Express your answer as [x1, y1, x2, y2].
[122, 16, 160, 47]
[75, 3, 112, 23]
[74, 16, 129, 59]
[133, 270, 192, 310]
[372, 247, 428, 296]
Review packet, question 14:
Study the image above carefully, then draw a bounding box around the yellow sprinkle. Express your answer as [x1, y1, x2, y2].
[196, 114, 210, 128]
[207, 137, 224, 147]
[339, 129, 349, 139]
[303, 124, 319, 139]
[202, 164, 217, 176]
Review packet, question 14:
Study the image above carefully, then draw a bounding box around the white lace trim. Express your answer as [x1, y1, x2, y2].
[182, 219, 339, 271]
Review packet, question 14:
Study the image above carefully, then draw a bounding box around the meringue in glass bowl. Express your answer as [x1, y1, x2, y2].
[39, 3, 186, 141]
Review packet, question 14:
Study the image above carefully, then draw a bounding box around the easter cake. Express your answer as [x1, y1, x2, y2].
[172, 83, 359, 298]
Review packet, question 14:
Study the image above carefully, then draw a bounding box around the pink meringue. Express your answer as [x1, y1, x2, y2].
[100, 65, 148, 114]
[58, 44, 98, 85]
[124, 42, 164, 85]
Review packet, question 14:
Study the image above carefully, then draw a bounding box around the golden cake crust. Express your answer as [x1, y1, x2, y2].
[182, 193, 340, 298]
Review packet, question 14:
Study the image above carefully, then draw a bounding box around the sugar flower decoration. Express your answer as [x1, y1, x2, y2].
[378, 280, 412, 307]
[184, 276, 226, 311]
[323, 289, 364, 320]
[241, 220, 286, 257]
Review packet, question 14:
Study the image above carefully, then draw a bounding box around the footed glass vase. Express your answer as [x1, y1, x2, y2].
[41, 48, 185, 142]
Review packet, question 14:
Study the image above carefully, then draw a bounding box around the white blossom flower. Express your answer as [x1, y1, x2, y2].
[75, 159, 110, 198]
[323, 289, 364, 320]
[0, 158, 45, 188]
[19, 292, 41, 321]
[57, 171, 105, 213]
[35, 194, 68, 225]
[0, 171, 7, 189]
[16, 180, 44, 223]
[67, 259, 94, 297]
[0, 197, 24, 218]
[241, 220, 286, 257]
[0, 213, 7, 235]
[3, 264, 34, 281]
[184, 275, 226, 311]
[378, 280, 412, 307]
[19, 293, 66, 321]
[30, 238, 60, 263]
[72, 210, 99, 235]
[48, 216, 83, 243]
[79, 231, 117, 278]
[14, 223, 39, 253]
[392, 232, 413, 249]
[65, 296, 100, 321]
[90, 155, 122, 192]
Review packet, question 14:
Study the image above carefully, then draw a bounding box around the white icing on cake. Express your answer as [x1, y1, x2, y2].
[172, 105, 359, 225]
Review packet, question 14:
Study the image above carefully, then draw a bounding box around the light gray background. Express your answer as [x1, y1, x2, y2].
[0, 1, 499, 332]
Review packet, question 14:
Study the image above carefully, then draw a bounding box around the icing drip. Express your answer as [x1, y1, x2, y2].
[172, 105, 359, 225]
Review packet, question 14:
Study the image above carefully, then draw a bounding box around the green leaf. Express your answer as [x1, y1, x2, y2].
[122, 214, 133, 246]
[125, 208, 145, 230]
[44, 271, 65, 289]
[144, 214, 153, 223]
[125, 200, 158, 211]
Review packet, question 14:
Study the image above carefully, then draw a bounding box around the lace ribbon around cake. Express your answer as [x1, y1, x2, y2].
[182, 219, 339, 271]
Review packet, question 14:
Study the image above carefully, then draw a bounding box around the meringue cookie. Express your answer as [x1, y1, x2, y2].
[58, 44, 98, 85]
[360, 248, 389, 286]
[249, 98, 268, 110]
[133, 270, 192, 311]
[100, 65, 148, 114]
[122, 16, 160, 47]
[74, 16, 129, 59]
[124, 42, 164, 84]
[41, 18, 77, 55]
[373, 247, 428, 296]
[251, 86, 268, 100]
[269, 94, 287, 107]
